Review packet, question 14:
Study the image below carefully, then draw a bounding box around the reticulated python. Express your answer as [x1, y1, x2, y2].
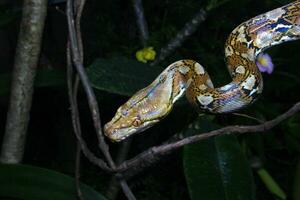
[104, 1, 300, 142]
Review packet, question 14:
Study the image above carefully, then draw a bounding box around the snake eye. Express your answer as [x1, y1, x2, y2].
[132, 117, 142, 127]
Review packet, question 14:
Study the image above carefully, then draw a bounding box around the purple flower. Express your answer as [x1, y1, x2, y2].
[256, 53, 274, 74]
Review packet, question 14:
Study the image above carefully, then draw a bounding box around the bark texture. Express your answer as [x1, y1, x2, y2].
[0, 0, 47, 163]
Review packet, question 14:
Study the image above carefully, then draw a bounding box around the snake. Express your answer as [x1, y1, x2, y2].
[104, 1, 300, 142]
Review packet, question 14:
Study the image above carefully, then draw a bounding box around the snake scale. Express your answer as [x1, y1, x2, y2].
[104, 1, 300, 142]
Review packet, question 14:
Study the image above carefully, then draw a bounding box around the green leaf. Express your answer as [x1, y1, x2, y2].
[86, 57, 162, 96]
[0, 164, 107, 200]
[256, 168, 286, 200]
[183, 117, 255, 200]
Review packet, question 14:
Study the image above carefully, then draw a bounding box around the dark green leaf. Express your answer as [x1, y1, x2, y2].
[86, 57, 162, 96]
[183, 117, 255, 200]
[0, 164, 107, 200]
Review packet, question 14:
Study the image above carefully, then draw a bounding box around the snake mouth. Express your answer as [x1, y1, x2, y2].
[104, 120, 159, 142]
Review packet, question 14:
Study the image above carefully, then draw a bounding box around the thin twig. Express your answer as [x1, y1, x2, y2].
[66, 0, 115, 168]
[119, 179, 137, 200]
[116, 102, 300, 179]
[66, 44, 111, 171]
[150, 9, 206, 66]
[73, 1, 86, 198]
[75, 142, 84, 200]
[74, 0, 86, 60]
[107, 139, 133, 199]
[132, 0, 149, 46]
[66, 43, 83, 200]
[66, 0, 136, 199]
[232, 112, 265, 124]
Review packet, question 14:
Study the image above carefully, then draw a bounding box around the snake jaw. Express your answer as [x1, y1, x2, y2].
[104, 119, 159, 142]
[104, 70, 176, 141]
[104, 100, 172, 142]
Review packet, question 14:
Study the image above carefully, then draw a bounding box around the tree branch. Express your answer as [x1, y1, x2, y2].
[0, 0, 48, 163]
[116, 102, 300, 179]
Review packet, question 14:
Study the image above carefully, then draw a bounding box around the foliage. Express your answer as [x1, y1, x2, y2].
[183, 117, 255, 200]
[86, 57, 161, 96]
[0, 164, 107, 200]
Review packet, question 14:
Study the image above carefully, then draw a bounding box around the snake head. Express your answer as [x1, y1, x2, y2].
[104, 74, 175, 142]
[103, 85, 174, 141]
[103, 91, 167, 142]
[104, 102, 161, 142]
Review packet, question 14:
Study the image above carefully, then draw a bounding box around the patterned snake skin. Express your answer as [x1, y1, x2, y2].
[104, 1, 300, 141]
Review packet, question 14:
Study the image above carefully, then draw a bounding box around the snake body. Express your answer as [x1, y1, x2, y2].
[104, 1, 300, 142]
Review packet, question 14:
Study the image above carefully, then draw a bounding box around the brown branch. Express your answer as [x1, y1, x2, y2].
[0, 0, 48, 163]
[116, 102, 300, 179]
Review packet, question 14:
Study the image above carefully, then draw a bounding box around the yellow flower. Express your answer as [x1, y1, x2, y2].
[135, 47, 156, 63]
